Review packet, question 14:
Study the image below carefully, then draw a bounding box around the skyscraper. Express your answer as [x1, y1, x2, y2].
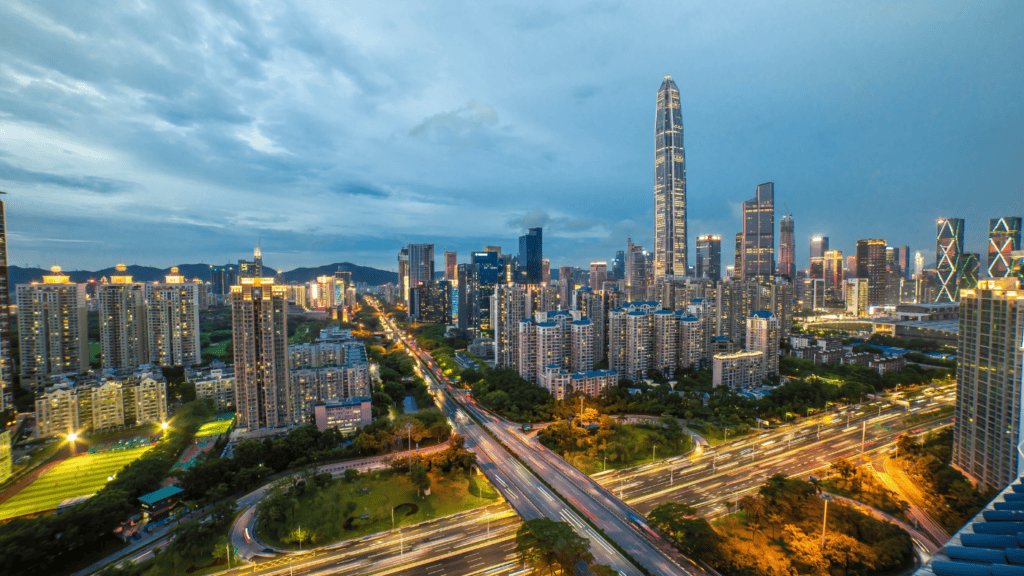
[746, 311, 779, 376]
[238, 247, 263, 279]
[733, 233, 742, 279]
[896, 246, 911, 280]
[444, 250, 457, 282]
[589, 262, 607, 290]
[959, 253, 980, 290]
[626, 238, 647, 300]
[936, 218, 964, 303]
[741, 183, 775, 281]
[17, 266, 89, 388]
[809, 236, 829, 279]
[409, 244, 435, 290]
[147, 267, 202, 366]
[778, 214, 795, 279]
[0, 194, 12, 411]
[232, 277, 290, 430]
[98, 263, 148, 370]
[823, 250, 844, 302]
[397, 246, 410, 305]
[611, 251, 625, 281]
[953, 278, 1024, 492]
[542, 259, 551, 285]
[856, 239, 888, 308]
[457, 263, 481, 337]
[695, 235, 722, 282]
[914, 251, 924, 279]
[518, 228, 543, 284]
[988, 217, 1022, 278]
[654, 76, 687, 281]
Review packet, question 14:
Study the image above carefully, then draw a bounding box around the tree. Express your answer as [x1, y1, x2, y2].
[590, 565, 619, 576]
[410, 462, 431, 496]
[515, 518, 593, 575]
[344, 468, 360, 483]
[647, 503, 721, 562]
[830, 457, 856, 481]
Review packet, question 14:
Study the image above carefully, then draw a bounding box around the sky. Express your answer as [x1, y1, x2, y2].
[1, 1, 1022, 275]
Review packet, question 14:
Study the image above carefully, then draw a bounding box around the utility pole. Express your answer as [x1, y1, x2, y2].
[861, 421, 866, 457]
[819, 494, 833, 549]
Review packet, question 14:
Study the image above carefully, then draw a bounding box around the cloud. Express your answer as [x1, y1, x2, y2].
[328, 182, 389, 198]
[507, 209, 551, 231]
[410, 100, 498, 146]
[0, 159, 134, 193]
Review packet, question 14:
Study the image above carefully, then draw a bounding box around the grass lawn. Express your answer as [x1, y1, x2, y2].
[564, 426, 693, 475]
[201, 340, 230, 360]
[0, 446, 153, 520]
[195, 417, 234, 438]
[89, 342, 101, 364]
[259, 469, 500, 549]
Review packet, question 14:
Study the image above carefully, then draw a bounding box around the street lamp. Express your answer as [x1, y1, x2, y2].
[161, 422, 169, 431]
[819, 493, 834, 549]
[652, 445, 657, 464]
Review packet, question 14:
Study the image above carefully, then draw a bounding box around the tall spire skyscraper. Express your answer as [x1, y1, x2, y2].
[654, 76, 686, 280]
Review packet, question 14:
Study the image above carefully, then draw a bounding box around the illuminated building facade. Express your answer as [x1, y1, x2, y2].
[17, 266, 89, 389]
[232, 278, 290, 430]
[626, 238, 647, 300]
[98, 264, 148, 370]
[959, 253, 980, 290]
[988, 217, 1022, 278]
[408, 244, 435, 293]
[935, 218, 964, 303]
[856, 239, 888, 308]
[823, 250, 844, 303]
[590, 262, 607, 291]
[0, 196, 12, 411]
[397, 246, 410, 305]
[696, 235, 722, 282]
[457, 263, 481, 337]
[809, 236, 828, 279]
[746, 311, 779, 376]
[653, 75, 687, 280]
[953, 278, 1024, 492]
[741, 183, 775, 281]
[558, 267, 575, 310]
[778, 214, 795, 278]
[146, 267, 202, 366]
[444, 250, 457, 282]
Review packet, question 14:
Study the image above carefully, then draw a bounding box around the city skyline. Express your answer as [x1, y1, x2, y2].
[0, 1, 1020, 273]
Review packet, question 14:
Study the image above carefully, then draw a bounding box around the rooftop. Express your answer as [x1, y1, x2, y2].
[138, 485, 184, 505]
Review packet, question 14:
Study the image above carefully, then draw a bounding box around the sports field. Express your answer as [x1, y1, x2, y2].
[0, 446, 152, 520]
[195, 414, 235, 438]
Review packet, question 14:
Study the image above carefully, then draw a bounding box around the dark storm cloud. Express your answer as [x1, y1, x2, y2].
[0, 0, 1019, 271]
[0, 160, 134, 194]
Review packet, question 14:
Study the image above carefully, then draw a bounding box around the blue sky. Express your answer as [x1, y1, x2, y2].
[1, 1, 1021, 274]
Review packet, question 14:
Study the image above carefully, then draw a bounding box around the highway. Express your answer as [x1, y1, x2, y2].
[374, 299, 650, 576]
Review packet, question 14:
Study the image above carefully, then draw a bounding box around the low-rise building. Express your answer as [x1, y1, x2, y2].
[191, 368, 236, 413]
[35, 368, 168, 437]
[313, 397, 372, 433]
[712, 350, 765, 389]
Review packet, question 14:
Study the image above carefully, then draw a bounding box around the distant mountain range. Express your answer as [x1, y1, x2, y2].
[8, 262, 398, 286]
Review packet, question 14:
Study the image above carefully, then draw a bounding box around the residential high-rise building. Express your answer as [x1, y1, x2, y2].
[696, 235, 722, 282]
[590, 262, 607, 291]
[444, 250, 457, 282]
[147, 267, 202, 367]
[542, 259, 551, 285]
[518, 228, 543, 284]
[746, 311, 779, 376]
[856, 239, 888, 308]
[809, 236, 829, 279]
[741, 183, 775, 281]
[953, 278, 1024, 492]
[0, 195, 12, 411]
[98, 264, 148, 370]
[653, 75, 687, 280]
[626, 238, 647, 300]
[845, 256, 857, 275]
[409, 244, 435, 292]
[936, 218, 964, 303]
[557, 266, 575, 310]
[492, 285, 530, 368]
[896, 246, 911, 280]
[17, 266, 89, 389]
[823, 250, 844, 302]
[778, 215, 795, 279]
[232, 278, 290, 430]
[988, 217, 1022, 278]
